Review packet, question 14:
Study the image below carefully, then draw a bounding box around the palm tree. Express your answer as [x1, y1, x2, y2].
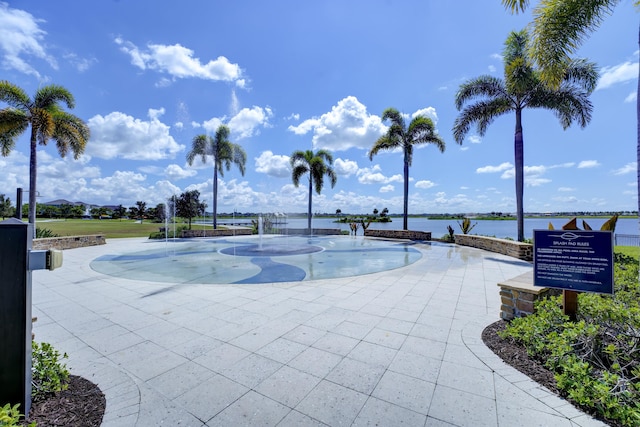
[369, 108, 446, 230]
[186, 125, 246, 229]
[453, 29, 598, 241]
[503, 0, 640, 257]
[0, 81, 90, 224]
[290, 149, 337, 232]
[503, 1, 638, 87]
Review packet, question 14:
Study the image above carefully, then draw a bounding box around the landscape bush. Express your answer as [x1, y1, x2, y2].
[500, 252, 640, 426]
[149, 225, 188, 239]
[34, 228, 59, 239]
[0, 341, 68, 426]
[0, 403, 35, 427]
[31, 341, 70, 401]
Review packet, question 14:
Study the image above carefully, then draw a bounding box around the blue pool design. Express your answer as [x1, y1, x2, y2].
[90, 235, 423, 284]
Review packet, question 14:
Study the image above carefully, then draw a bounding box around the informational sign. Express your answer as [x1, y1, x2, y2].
[533, 229, 614, 294]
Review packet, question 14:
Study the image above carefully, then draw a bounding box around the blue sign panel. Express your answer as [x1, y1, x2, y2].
[533, 229, 614, 294]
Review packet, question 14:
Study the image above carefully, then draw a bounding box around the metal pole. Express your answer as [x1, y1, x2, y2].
[15, 188, 22, 220]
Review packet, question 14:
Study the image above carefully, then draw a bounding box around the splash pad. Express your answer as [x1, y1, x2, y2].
[90, 235, 422, 284]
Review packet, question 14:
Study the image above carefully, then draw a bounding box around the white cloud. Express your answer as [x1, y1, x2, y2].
[558, 187, 575, 192]
[415, 180, 436, 189]
[625, 91, 637, 103]
[613, 162, 636, 175]
[597, 61, 638, 90]
[86, 110, 184, 160]
[0, 2, 57, 77]
[552, 195, 578, 203]
[488, 65, 496, 73]
[411, 107, 438, 123]
[357, 167, 403, 184]
[164, 164, 197, 180]
[63, 52, 97, 72]
[432, 191, 473, 208]
[379, 185, 395, 193]
[114, 37, 245, 87]
[468, 135, 481, 144]
[288, 96, 386, 151]
[476, 162, 513, 173]
[255, 151, 290, 178]
[334, 158, 359, 177]
[577, 160, 600, 168]
[227, 106, 273, 139]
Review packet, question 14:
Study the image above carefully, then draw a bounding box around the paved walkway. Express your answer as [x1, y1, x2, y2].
[31, 238, 606, 426]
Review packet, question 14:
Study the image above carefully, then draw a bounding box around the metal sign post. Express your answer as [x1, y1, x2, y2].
[0, 217, 63, 415]
[0, 218, 33, 414]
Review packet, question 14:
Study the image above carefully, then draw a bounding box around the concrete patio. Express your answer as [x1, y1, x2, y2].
[31, 237, 606, 426]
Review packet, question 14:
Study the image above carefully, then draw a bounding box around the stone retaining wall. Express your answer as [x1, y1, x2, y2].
[454, 234, 532, 261]
[33, 234, 106, 250]
[364, 229, 432, 240]
[180, 228, 252, 238]
[274, 228, 343, 235]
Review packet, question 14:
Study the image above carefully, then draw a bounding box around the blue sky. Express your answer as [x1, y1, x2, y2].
[0, 1, 637, 215]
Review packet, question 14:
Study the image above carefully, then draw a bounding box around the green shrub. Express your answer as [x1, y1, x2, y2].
[0, 403, 35, 427]
[500, 253, 640, 426]
[34, 227, 59, 238]
[456, 217, 477, 234]
[31, 341, 69, 401]
[149, 225, 188, 239]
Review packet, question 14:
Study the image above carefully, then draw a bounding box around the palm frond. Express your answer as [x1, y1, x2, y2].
[502, 0, 529, 14]
[186, 134, 211, 165]
[35, 84, 75, 110]
[381, 108, 405, 130]
[530, 0, 618, 88]
[452, 98, 512, 144]
[0, 80, 30, 109]
[454, 76, 506, 109]
[563, 58, 599, 94]
[368, 135, 399, 160]
[52, 111, 90, 159]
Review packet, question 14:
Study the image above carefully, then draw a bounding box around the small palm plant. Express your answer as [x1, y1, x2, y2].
[457, 217, 477, 235]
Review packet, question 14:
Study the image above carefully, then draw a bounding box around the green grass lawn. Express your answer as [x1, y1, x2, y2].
[36, 219, 197, 239]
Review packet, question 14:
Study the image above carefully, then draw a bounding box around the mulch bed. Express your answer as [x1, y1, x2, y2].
[25, 375, 105, 427]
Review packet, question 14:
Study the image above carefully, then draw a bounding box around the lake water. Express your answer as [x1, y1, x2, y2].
[280, 216, 639, 240]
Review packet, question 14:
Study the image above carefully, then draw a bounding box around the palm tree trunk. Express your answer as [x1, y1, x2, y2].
[307, 177, 313, 233]
[403, 156, 409, 230]
[213, 164, 218, 230]
[636, 23, 640, 274]
[514, 108, 525, 242]
[28, 129, 37, 225]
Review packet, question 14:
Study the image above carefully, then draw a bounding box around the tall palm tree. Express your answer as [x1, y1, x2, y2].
[453, 29, 598, 242]
[186, 125, 246, 229]
[290, 149, 337, 232]
[369, 108, 446, 230]
[0, 81, 90, 224]
[503, 0, 640, 254]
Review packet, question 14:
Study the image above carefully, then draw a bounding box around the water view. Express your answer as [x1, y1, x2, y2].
[276, 216, 639, 240]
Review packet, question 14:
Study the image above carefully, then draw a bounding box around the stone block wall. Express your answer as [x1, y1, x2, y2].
[497, 271, 560, 320]
[276, 228, 343, 235]
[33, 234, 106, 250]
[364, 229, 432, 240]
[180, 228, 252, 238]
[454, 234, 532, 261]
